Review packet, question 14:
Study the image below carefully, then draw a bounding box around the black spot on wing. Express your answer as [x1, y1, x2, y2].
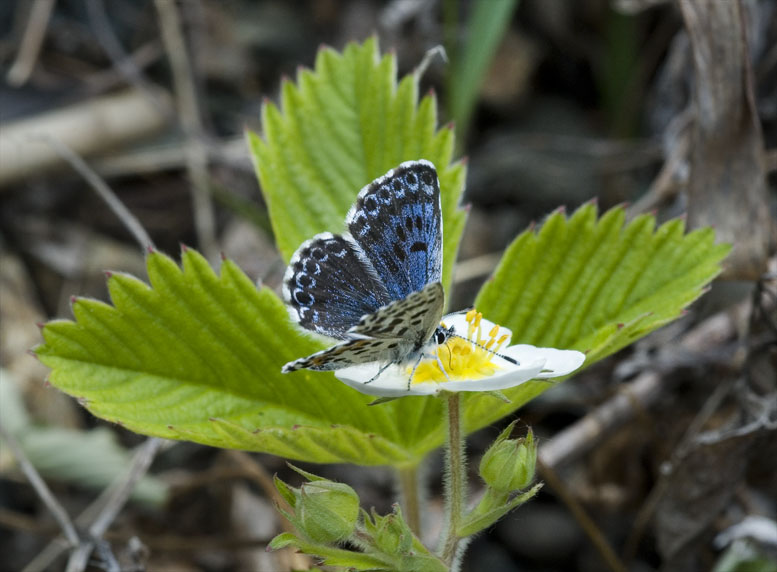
[393, 242, 407, 260]
[285, 234, 391, 338]
[348, 161, 442, 299]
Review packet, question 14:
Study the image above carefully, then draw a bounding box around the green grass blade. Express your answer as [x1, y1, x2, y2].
[446, 0, 519, 143]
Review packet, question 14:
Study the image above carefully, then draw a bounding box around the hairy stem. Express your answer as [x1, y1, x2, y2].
[397, 465, 421, 535]
[440, 392, 466, 567]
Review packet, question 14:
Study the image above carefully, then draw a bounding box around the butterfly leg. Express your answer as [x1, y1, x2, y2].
[405, 350, 451, 390]
[364, 361, 393, 385]
[406, 354, 424, 390]
[435, 350, 451, 381]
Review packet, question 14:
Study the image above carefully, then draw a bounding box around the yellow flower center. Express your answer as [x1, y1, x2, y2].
[411, 309, 510, 384]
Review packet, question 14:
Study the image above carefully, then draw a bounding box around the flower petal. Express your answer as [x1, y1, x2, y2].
[435, 357, 546, 392]
[441, 312, 513, 344]
[504, 345, 586, 378]
[333, 316, 585, 397]
[335, 364, 439, 396]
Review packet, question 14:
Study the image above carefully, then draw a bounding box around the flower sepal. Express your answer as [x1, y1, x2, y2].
[357, 505, 447, 572]
[459, 482, 544, 537]
[482, 389, 512, 403]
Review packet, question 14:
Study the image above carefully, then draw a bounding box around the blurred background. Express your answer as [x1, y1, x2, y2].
[1, 1, 775, 571]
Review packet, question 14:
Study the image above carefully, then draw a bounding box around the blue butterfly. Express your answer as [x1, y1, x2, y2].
[282, 160, 450, 381]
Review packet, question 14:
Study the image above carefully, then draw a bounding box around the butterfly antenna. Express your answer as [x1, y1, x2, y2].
[444, 343, 454, 370]
[447, 332, 519, 365]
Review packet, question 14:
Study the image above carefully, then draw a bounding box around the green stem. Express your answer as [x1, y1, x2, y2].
[440, 392, 466, 567]
[396, 465, 421, 535]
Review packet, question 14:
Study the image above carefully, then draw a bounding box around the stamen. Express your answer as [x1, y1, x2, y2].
[408, 310, 516, 384]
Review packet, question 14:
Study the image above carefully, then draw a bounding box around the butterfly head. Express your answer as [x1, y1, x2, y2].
[433, 324, 452, 345]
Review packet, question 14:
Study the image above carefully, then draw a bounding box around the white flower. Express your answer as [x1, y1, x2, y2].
[335, 310, 586, 397]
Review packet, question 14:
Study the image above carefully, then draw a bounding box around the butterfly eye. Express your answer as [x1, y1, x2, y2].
[434, 328, 447, 345]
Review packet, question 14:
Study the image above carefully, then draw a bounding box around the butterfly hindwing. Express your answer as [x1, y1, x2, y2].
[281, 337, 406, 372]
[346, 160, 442, 301]
[283, 232, 391, 339]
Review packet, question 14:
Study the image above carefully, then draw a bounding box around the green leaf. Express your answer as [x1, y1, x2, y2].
[35, 39, 727, 470]
[271, 533, 394, 570]
[36, 249, 448, 466]
[36, 204, 728, 467]
[246, 36, 467, 294]
[462, 203, 731, 433]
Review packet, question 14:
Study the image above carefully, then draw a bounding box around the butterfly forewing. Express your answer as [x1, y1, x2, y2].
[346, 160, 442, 301]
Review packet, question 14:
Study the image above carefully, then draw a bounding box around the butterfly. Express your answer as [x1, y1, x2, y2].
[281, 160, 451, 383]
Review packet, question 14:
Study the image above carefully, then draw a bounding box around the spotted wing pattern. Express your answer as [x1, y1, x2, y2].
[282, 160, 446, 375]
[283, 283, 444, 373]
[283, 233, 391, 339]
[282, 337, 404, 372]
[346, 160, 442, 301]
[349, 282, 444, 342]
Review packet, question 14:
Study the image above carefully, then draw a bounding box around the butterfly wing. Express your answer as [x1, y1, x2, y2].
[282, 337, 404, 372]
[283, 232, 392, 339]
[283, 161, 446, 376]
[282, 283, 444, 373]
[346, 160, 442, 301]
[349, 282, 444, 343]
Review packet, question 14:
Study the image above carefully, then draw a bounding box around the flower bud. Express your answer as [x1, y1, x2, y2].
[479, 425, 537, 492]
[298, 480, 360, 544]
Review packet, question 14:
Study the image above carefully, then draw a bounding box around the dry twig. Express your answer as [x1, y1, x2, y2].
[538, 460, 628, 572]
[0, 421, 80, 548]
[64, 438, 162, 572]
[85, 0, 169, 114]
[6, 0, 56, 86]
[0, 89, 170, 188]
[679, 0, 770, 279]
[32, 135, 155, 250]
